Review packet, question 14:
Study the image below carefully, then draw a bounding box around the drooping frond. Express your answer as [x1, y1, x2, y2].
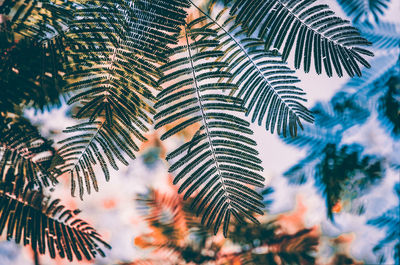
[0, 22, 66, 112]
[0, 0, 74, 112]
[222, 37, 314, 137]
[155, 19, 265, 237]
[0, 113, 62, 187]
[57, 120, 142, 199]
[0, 170, 111, 262]
[192, 7, 314, 137]
[336, 0, 390, 25]
[58, 0, 190, 199]
[0, 0, 73, 40]
[230, 0, 374, 77]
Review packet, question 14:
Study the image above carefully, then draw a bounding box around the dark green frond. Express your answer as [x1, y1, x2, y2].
[57, 120, 142, 199]
[0, 0, 73, 40]
[0, 170, 110, 262]
[0, 113, 62, 187]
[188, 5, 314, 137]
[230, 0, 374, 77]
[0, 0, 76, 113]
[219, 34, 313, 136]
[0, 22, 67, 113]
[155, 20, 265, 236]
[58, 0, 190, 198]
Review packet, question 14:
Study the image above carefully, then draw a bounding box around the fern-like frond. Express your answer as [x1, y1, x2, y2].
[230, 0, 374, 77]
[57, 120, 142, 199]
[0, 0, 74, 111]
[0, 113, 62, 187]
[59, 0, 190, 198]
[0, 23, 66, 112]
[155, 19, 265, 237]
[345, 53, 398, 94]
[0, 170, 111, 261]
[192, 6, 314, 137]
[337, 0, 390, 25]
[221, 37, 313, 136]
[0, 0, 73, 40]
[223, 38, 314, 136]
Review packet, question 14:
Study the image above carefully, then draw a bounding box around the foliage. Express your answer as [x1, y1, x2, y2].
[131, 186, 318, 265]
[204, 8, 314, 136]
[0, 110, 111, 261]
[281, 21, 399, 218]
[230, 0, 373, 77]
[0, 0, 74, 112]
[57, 0, 190, 199]
[378, 74, 400, 137]
[155, 16, 266, 236]
[336, 0, 391, 25]
[315, 144, 383, 219]
[368, 183, 400, 264]
[358, 22, 400, 49]
[0, 169, 111, 261]
[228, 218, 318, 265]
[282, 76, 391, 219]
[2, 0, 394, 263]
[0, 23, 66, 113]
[0, 113, 62, 187]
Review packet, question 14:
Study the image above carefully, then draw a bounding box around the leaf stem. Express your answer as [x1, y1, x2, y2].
[184, 25, 231, 207]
